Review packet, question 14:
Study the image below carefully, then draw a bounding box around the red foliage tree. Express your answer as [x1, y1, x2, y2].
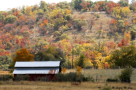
[105, 41, 116, 49]
[105, 2, 120, 14]
[118, 39, 128, 47]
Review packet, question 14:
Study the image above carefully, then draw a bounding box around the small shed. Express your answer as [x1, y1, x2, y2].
[13, 61, 61, 81]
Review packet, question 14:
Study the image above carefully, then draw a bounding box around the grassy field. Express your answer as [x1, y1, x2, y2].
[0, 69, 136, 90]
[67, 69, 136, 82]
[0, 69, 136, 82]
[0, 81, 136, 90]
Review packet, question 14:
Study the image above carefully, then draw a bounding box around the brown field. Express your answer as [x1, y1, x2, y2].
[0, 81, 136, 90]
[0, 69, 136, 90]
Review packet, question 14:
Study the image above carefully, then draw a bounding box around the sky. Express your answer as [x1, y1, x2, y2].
[0, 0, 129, 11]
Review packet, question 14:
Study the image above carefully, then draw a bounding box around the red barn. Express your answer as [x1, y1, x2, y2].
[13, 61, 61, 81]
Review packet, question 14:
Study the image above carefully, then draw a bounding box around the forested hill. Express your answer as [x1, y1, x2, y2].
[0, 0, 136, 69]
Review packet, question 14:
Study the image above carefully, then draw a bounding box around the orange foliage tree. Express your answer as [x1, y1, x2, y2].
[96, 1, 105, 11]
[80, 0, 90, 11]
[10, 48, 34, 72]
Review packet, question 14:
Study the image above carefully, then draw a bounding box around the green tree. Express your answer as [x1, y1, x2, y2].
[0, 11, 5, 21]
[118, 67, 133, 83]
[37, 9, 44, 15]
[34, 45, 66, 64]
[75, 54, 86, 68]
[73, 0, 82, 10]
[116, 20, 125, 32]
[39, 0, 47, 12]
[118, 0, 128, 7]
[5, 15, 17, 24]
[108, 45, 136, 68]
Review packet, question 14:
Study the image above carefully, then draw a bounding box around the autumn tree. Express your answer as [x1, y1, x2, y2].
[105, 2, 120, 14]
[96, 1, 105, 11]
[25, 6, 32, 15]
[108, 45, 136, 68]
[0, 11, 5, 22]
[5, 15, 17, 24]
[118, 39, 128, 47]
[9, 48, 34, 72]
[34, 45, 66, 64]
[21, 5, 26, 14]
[73, 0, 82, 10]
[39, 0, 48, 12]
[124, 31, 131, 44]
[57, 1, 71, 9]
[75, 54, 86, 68]
[80, 0, 90, 11]
[118, 0, 128, 7]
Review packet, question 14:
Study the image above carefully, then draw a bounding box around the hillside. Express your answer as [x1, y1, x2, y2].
[0, 0, 136, 69]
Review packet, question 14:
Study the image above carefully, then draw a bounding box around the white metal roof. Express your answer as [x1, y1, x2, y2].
[13, 67, 59, 74]
[14, 61, 60, 67]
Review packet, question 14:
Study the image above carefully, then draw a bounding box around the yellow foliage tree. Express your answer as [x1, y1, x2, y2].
[124, 31, 131, 43]
[25, 6, 32, 15]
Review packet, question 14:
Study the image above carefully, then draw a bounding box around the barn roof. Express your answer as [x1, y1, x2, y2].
[14, 61, 60, 67]
[13, 67, 59, 74]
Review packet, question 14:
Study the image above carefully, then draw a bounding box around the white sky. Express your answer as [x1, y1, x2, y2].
[0, 0, 129, 11]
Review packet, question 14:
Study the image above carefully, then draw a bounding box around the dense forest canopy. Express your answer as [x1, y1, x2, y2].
[0, 0, 136, 70]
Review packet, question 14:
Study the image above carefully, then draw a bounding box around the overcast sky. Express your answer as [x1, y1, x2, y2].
[0, 0, 129, 11]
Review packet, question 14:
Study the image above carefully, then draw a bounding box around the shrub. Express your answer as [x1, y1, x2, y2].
[35, 77, 50, 81]
[106, 78, 119, 82]
[94, 13, 100, 19]
[55, 72, 93, 82]
[118, 67, 133, 83]
[100, 84, 112, 90]
[83, 76, 94, 82]
[15, 74, 30, 81]
[0, 75, 13, 81]
[60, 34, 69, 40]
[54, 31, 61, 36]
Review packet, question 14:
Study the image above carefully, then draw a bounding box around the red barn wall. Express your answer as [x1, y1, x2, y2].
[14, 74, 57, 81]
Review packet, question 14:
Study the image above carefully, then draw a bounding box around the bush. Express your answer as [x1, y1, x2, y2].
[0, 75, 13, 81]
[100, 84, 112, 90]
[83, 76, 94, 82]
[15, 74, 30, 81]
[94, 13, 100, 19]
[55, 72, 93, 82]
[106, 78, 119, 82]
[118, 67, 133, 83]
[54, 31, 61, 36]
[34, 76, 50, 81]
[5, 15, 17, 24]
[60, 34, 69, 40]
